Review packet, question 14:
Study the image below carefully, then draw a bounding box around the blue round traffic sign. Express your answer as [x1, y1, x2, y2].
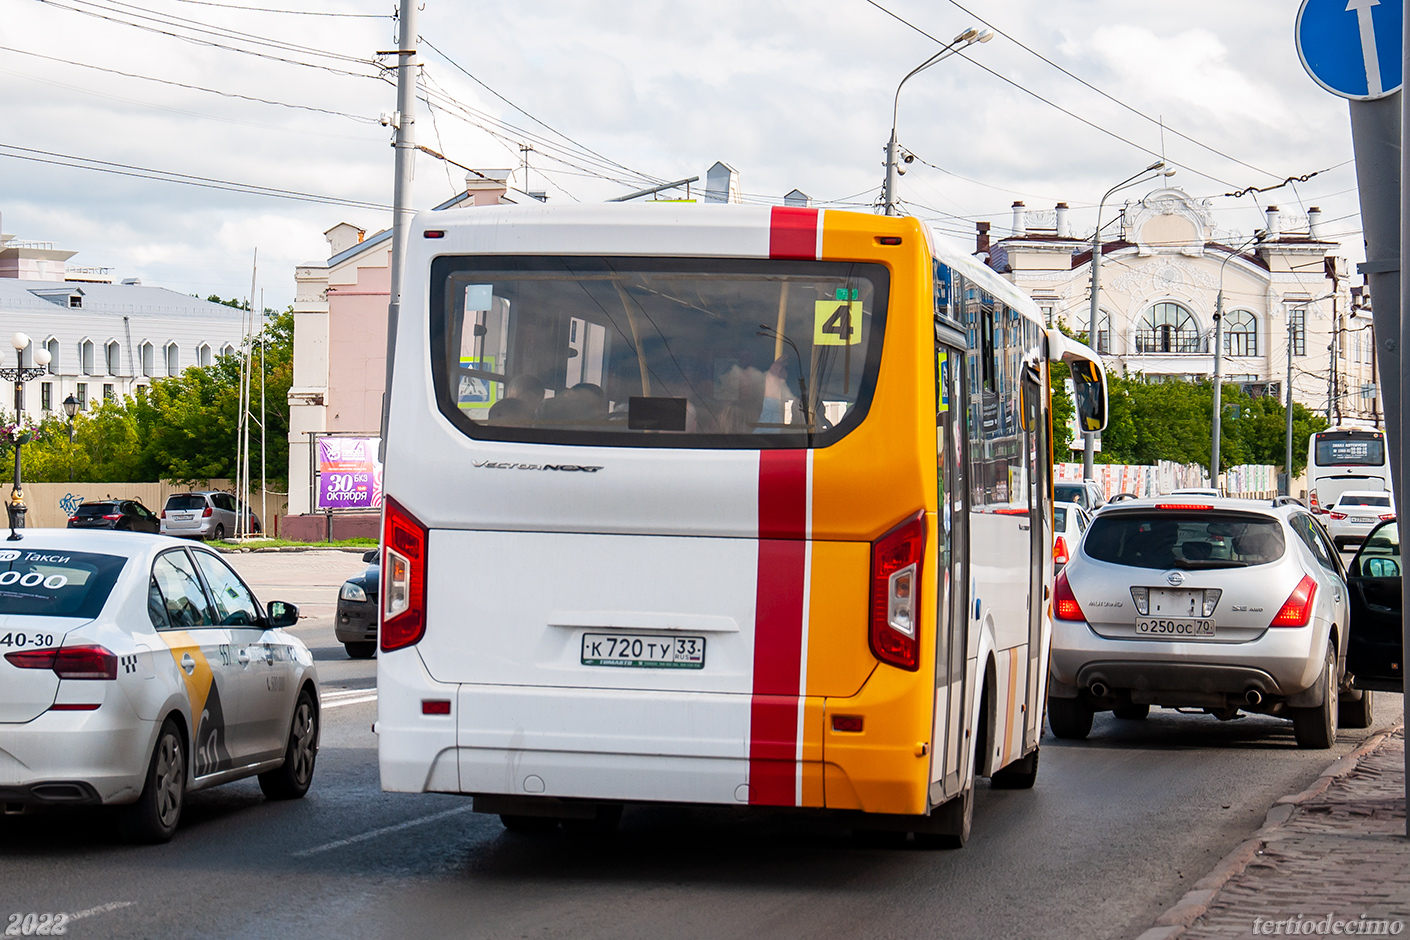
[1297, 0, 1403, 100]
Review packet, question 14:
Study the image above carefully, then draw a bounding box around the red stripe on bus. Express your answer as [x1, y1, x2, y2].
[769, 206, 819, 260]
[749, 449, 808, 806]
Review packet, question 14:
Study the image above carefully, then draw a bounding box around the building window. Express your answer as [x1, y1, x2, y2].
[80, 339, 95, 375]
[77, 383, 88, 411]
[45, 337, 58, 374]
[1096, 313, 1112, 354]
[198, 344, 212, 368]
[166, 343, 180, 376]
[68, 295, 81, 309]
[1136, 302, 1202, 354]
[106, 341, 121, 375]
[141, 342, 155, 377]
[1224, 310, 1257, 357]
[103, 383, 115, 402]
[41, 383, 51, 412]
[1289, 305, 1307, 356]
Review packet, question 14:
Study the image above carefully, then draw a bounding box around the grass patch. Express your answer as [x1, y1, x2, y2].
[209, 537, 378, 551]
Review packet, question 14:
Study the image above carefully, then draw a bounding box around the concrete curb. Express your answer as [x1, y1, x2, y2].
[1132, 723, 1405, 940]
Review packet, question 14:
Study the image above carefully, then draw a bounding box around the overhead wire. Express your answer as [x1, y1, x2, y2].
[164, 0, 389, 16]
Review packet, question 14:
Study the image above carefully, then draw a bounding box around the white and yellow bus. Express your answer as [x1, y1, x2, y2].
[376, 204, 1107, 846]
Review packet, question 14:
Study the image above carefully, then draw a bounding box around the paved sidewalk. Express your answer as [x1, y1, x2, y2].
[1139, 726, 1408, 940]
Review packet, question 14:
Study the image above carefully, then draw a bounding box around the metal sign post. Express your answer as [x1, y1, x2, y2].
[1296, 0, 1406, 837]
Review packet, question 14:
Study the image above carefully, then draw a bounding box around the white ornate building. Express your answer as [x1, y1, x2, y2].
[983, 188, 1379, 427]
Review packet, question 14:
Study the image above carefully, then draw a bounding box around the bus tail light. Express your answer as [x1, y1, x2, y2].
[1053, 570, 1085, 622]
[1053, 535, 1070, 566]
[869, 512, 925, 672]
[1270, 575, 1317, 628]
[381, 496, 428, 652]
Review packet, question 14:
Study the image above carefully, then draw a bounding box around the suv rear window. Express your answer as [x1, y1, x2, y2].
[75, 503, 119, 517]
[165, 495, 206, 511]
[430, 256, 889, 449]
[1083, 512, 1286, 569]
[0, 549, 127, 618]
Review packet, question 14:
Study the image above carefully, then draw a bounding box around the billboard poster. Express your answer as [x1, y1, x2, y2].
[316, 437, 382, 511]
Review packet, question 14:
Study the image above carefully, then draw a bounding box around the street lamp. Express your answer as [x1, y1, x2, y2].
[1084, 161, 1176, 477]
[882, 26, 993, 216]
[0, 333, 52, 537]
[62, 393, 79, 483]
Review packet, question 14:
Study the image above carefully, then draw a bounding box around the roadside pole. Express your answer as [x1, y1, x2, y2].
[1401, 0, 1408, 841]
[379, 0, 418, 458]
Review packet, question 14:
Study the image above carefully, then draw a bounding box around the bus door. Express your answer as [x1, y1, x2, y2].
[932, 328, 970, 800]
[1020, 365, 1047, 750]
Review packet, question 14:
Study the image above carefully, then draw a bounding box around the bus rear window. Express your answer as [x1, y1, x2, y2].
[429, 256, 889, 448]
[1316, 432, 1385, 467]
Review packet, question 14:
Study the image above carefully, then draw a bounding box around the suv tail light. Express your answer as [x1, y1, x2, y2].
[5, 645, 117, 679]
[1270, 575, 1317, 628]
[159, 510, 166, 519]
[202, 506, 213, 518]
[1155, 504, 1212, 511]
[1053, 535, 1070, 566]
[381, 496, 428, 652]
[1053, 569, 1085, 622]
[869, 512, 925, 671]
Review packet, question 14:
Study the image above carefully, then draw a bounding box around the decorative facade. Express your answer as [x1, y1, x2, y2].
[984, 188, 1379, 429]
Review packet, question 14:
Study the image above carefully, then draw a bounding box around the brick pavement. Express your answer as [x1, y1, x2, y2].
[1138, 728, 1408, 940]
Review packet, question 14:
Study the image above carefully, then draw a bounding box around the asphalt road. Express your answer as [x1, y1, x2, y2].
[0, 550, 1402, 940]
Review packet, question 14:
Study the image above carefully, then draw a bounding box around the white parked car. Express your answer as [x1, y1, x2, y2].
[0, 531, 318, 842]
[1049, 497, 1354, 749]
[1326, 490, 1395, 552]
[1053, 500, 1091, 575]
[1168, 487, 1222, 499]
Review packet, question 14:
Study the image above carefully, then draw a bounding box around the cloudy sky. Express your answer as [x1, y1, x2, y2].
[0, 0, 1371, 308]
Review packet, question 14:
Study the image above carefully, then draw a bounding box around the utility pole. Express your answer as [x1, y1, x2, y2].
[1285, 315, 1295, 497]
[379, 0, 419, 457]
[1211, 290, 1224, 488]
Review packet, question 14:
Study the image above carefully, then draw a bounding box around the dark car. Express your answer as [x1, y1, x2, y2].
[67, 499, 161, 533]
[335, 549, 379, 659]
[1345, 519, 1402, 721]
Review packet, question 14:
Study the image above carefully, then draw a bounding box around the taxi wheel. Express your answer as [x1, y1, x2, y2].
[120, 718, 186, 844]
[1292, 642, 1339, 750]
[259, 690, 318, 800]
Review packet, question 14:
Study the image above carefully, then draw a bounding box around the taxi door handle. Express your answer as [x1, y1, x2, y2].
[237, 649, 251, 666]
[180, 653, 195, 675]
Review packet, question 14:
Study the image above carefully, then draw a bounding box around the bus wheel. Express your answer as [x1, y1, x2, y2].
[914, 784, 972, 850]
[990, 747, 1039, 790]
[1047, 696, 1093, 740]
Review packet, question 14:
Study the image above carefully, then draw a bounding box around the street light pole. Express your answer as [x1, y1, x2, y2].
[62, 394, 78, 483]
[1285, 316, 1296, 497]
[1085, 160, 1172, 478]
[0, 333, 52, 538]
[1211, 234, 1262, 489]
[882, 27, 992, 216]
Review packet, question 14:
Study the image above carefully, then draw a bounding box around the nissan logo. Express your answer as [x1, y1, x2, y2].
[1166, 571, 1185, 586]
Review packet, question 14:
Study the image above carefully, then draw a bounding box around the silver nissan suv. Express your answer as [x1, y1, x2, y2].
[1048, 497, 1357, 749]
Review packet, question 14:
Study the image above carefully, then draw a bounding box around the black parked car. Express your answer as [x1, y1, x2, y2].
[1345, 519, 1402, 715]
[336, 549, 380, 659]
[67, 499, 161, 533]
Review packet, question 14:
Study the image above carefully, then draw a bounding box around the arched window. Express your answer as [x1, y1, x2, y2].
[105, 340, 122, 375]
[1136, 302, 1201, 354]
[198, 343, 212, 367]
[1224, 310, 1257, 357]
[44, 337, 59, 374]
[80, 339, 95, 375]
[220, 343, 235, 359]
[140, 342, 155, 377]
[165, 343, 180, 376]
[1095, 313, 1112, 354]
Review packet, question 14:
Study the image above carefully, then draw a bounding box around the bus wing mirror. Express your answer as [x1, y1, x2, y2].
[1047, 330, 1109, 433]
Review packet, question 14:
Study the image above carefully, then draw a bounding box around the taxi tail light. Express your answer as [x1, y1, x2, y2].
[1270, 575, 1317, 628]
[1053, 535, 1070, 566]
[869, 512, 925, 672]
[381, 496, 428, 652]
[5, 649, 58, 670]
[1054, 569, 1085, 622]
[1329, 511, 1348, 521]
[8, 645, 118, 679]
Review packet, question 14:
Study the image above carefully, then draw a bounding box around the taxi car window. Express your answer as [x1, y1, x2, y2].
[0, 549, 126, 618]
[150, 551, 215, 628]
[193, 552, 261, 627]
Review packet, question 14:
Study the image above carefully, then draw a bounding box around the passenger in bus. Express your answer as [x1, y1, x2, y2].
[485, 397, 533, 425]
[506, 373, 547, 408]
[562, 383, 608, 423]
[758, 356, 801, 430]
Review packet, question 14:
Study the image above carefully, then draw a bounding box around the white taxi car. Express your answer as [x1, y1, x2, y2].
[0, 530, 319, 842]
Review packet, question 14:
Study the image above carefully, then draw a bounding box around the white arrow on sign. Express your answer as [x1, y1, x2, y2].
[1347, 0, 1384, 96]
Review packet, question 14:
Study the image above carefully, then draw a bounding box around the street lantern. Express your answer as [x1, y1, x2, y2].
[0, 335, 54, 538]
[62, 393, 79, 482]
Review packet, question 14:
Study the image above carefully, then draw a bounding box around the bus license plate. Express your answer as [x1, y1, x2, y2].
[1136, 618, 1215, 637]
[581, 633, 705, 669]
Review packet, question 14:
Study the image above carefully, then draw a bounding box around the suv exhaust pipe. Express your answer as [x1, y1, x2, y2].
[1089, 681, 1108, 698]
[1244, 688, 1263, 706]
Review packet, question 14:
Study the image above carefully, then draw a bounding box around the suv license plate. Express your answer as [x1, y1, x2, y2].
[1136, 618, 1214, 637]
[581, 633, 705, 669]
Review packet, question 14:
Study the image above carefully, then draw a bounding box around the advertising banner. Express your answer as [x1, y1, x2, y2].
[316, 437, 382, 511]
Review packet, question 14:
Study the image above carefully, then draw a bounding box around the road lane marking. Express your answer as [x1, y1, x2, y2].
[68, 901, 135, 922]
[320, 694, 378, 709]
[292, 805, 475, 857]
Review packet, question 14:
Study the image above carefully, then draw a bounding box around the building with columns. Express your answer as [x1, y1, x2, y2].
[983, 188, 1378, 428]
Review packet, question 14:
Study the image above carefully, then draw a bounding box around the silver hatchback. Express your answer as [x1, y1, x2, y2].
[1049, 498, 1354, 749]
[159, 491, 262, 541]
